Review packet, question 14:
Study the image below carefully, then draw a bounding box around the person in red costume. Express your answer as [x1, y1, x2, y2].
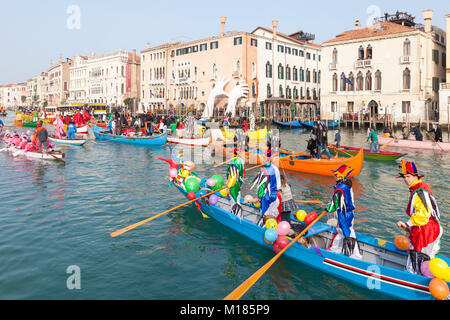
[82, 108, 91, 123]
[73, 110, 85, 126]
[396, 160, 443, 275]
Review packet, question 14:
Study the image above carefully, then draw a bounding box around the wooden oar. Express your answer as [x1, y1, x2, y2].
[426, 132, 444, 151]
[223, 210, 328, 300]
[380, 134, 402, 150]
[110, 186, 228, 238]
[328, 144, 353, 158]
[46, 151, 66, 164]
[294, 199, 324, 204]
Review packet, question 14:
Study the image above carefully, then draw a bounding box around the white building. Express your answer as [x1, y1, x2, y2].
[321, 10, 446, 126]
[26, 72, 49, 107]
[252, 22, 321, 104]
[439, 14, 450, 125]
[68, 56, 89, 105]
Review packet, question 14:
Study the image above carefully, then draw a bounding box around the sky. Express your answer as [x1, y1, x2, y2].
[0, 0, 448, 84]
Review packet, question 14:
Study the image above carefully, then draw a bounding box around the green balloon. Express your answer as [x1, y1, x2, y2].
[184, 177, 200, 193]
[210, 175, 224, 191]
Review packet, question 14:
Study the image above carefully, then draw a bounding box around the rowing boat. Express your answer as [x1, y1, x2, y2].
[92, 125, 167, 146]
[2, 145, 65, 161]
[329, 144, 407, 161]
[222, 126, 268, 142]
[273, 148, 363, 177]
[167, 135, 211, 147]
[49, 135, 88, 146]
[273, 120, 303, 128]
[378, 136, 450, 151]
[300, 119, 342, 129]
[170, 178, 449, 300]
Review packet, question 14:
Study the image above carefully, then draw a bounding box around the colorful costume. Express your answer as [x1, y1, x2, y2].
[251, 156, 282, 225]
[55, 114, 65, 139]
[398, 160, 443, 275]
[327, 165, 362, 259]
[226, 152, 245, 217]
[67, 123, 77, 140]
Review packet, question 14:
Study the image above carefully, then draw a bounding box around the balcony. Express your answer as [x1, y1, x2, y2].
[399, 56, 411, 64]
[232, 71, 241, 78]
[328, 62, 337, 70]
[440, 83, 450, 90]
[355, 59, 372, 68]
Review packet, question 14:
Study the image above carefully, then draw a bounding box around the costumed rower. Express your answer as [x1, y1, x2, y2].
[226, 147, 245, 217]
[251, 149, 282, 227]
[67, 121, 77, 140]
[396, 160, 443, 275]
[326, 164, 362, 259]
[55, 112, 66, 139]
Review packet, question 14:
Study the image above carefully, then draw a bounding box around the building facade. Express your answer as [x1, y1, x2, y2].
[68, 56, 89, 105]
[26, 72, 49, 107]
[439, 13, 450, 125]
[47, 58, 73, 107]
[321, 10, 446, 126]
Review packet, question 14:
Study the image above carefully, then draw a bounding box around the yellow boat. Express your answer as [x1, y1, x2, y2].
[222, 126, 268, 142]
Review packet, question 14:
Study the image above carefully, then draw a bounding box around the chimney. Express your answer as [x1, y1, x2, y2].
[220, 16, 226, 36]
[133, 49, 136, 61]
[355, 20, 361, 30]
[272, 20, 278, 40]
[422, 9, 433, 33]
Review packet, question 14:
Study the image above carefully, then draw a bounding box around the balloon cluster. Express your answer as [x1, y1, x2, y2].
[423, 258, 450, 300]
[263, 219, 291, 253]
[296, 210, 317, 225]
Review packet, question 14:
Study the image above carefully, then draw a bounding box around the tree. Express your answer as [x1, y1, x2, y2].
[123, 98, 133, 107]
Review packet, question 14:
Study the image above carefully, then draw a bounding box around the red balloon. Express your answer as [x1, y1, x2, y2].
[273, 243, 281, 253]
[305, 212, 318, 225]
[275, 236, 290, 250]
[187, 192, 196, 200]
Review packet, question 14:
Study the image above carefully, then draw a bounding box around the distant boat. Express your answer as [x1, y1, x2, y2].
[329, 144, 407, 161]
[273, 120, 303, 128]
[300, 118, 343, 129]
[92, 125, 167, 146]
[378, 136, 450, 151]
[49, 135, 88, 146]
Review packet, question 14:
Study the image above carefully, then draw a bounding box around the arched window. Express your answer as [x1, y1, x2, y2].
[266, 61, 272, 78]
[267, 84, 271, 97]
[279, 84, 283, 97]
[347, 72, 354, 91]
[365, 71, 372, 90]
[306, 88, 310, 99]
[403, 39, 411, 56]
[403, 68, 411, 90]
[278, 64, 284, 79]
[340, 73, 346, 91]
[236, 59, 240, 72]
[286, 65, 291, 80]
[293, 67, 298, 81]
[313, 88, 317, 100]
[358, 46, 364, 60]
[366, 45, 372, 59]
[252, 62, 256, 78]
[293, 86, 298, 99]
[318, 70, 321, 84]
[252, 83, 256, 97]
[356, 71, 363, 91]
[375, 70, 382, 91]
[306, 69, 311, 82]
[332, 48, 338, 63]
[300, 87, 304, 99]
[300, 68, 304, 82]
[332, 73, 338, 92]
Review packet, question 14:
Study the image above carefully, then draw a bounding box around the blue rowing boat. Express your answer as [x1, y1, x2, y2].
[92, 125, 167, 146]
[300, 118, 343, 129]
[273, 120, 303, 128]
[171, 177, 449, 300]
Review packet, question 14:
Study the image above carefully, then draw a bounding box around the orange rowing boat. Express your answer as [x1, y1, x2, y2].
[273, 148, 364, 177]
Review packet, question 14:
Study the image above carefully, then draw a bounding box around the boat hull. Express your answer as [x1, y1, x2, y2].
[300, 119, 342, 129]
[273, 149, 364, 177]
[378, 136, 450, 151]
[173, 184, 448, 300]
[4, 146, 65, 161]
[167, 136, 210, 147]
[49, 135, 87, 146]
[93, 125, 167, 146]
[329, 144, 407, 161]
[273, 120, 303, 128]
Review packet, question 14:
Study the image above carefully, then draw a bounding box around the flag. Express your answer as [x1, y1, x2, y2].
[344, 76, 353, 87]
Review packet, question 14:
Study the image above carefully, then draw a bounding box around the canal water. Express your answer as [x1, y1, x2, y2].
[0, 113, 448, 300]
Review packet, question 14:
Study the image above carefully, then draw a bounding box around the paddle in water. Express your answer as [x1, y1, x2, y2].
[223, 210, 328, 300]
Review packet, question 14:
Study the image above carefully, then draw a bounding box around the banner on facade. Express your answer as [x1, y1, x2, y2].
[126, 64, 131, 93]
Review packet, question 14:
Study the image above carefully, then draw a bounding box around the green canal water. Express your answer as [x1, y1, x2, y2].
[0, 113, 449, 300]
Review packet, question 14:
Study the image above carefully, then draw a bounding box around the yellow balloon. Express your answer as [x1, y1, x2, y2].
[444, 267, 450, 282]
[296, 210, 307, 222]
[265, 218, 277, 230]
[429, 258, 449, 280]
[219, 189, 229, 197]
[182, 170, 190, 178]
[254, 202, 261, 208]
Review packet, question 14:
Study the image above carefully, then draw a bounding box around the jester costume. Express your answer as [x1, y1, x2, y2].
[251, 153, 282, 226]
[397, 160, 443, 275]
[327, 165, 362, 259]
[226, 151, 245, 217]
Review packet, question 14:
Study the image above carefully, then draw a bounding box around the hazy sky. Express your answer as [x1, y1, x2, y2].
[0, 0, 448, 84]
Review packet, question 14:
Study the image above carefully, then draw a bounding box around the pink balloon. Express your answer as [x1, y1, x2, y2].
[207, 178, 216, 187]
[277, 221, 291, 236]
[275, 236, 290, 250]
[169, 168, 178, 178]
[420, 260, 434, 278]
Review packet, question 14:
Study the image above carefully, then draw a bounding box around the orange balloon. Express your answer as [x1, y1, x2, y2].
[394, 235, 409, 251]
[429, 278, 450, 300]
